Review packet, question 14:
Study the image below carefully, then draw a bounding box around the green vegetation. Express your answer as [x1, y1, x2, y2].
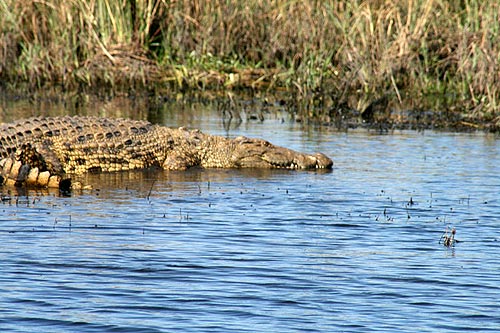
[1, 0, 499, 130]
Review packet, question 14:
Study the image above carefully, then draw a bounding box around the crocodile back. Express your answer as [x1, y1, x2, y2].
[0, 116, 172, 174]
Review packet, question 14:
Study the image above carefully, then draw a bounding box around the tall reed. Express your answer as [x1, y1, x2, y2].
[0, 0, 499, 127]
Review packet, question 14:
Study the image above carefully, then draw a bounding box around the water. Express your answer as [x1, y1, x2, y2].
[1, 100, 499, 332]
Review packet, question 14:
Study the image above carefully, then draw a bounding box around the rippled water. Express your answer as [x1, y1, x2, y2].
[1, 101, 499, 332]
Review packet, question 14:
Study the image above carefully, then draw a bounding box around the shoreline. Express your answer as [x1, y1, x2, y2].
[1, 91, 497, 133]
[1, 1, 499, 132]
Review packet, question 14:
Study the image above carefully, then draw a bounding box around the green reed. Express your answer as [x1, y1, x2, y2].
[0, 0, 499, 129]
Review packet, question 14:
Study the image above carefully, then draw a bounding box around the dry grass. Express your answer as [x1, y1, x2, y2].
[0, 0, 499, 129]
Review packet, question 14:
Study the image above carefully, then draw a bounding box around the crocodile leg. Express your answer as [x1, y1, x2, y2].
[0, 142, 65, 188]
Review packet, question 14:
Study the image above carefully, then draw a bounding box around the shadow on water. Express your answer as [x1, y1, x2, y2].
[74, 167, 332, 199]
[1, 167, 332, 202]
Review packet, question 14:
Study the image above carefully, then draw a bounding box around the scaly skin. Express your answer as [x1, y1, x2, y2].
[0, 116, 332, 190]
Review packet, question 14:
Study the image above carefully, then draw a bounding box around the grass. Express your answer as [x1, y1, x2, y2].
[0, 0, 499, 130]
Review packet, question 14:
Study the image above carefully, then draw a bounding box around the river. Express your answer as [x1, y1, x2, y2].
[1, 98, 499, 332]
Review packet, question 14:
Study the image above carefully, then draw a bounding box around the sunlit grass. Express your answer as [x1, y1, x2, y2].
[0, 0, 499, 128]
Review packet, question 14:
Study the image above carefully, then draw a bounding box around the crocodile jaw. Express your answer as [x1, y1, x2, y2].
[232, 137, 333, 169]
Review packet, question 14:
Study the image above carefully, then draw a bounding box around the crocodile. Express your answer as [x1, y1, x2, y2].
[0, 116, 332, 190]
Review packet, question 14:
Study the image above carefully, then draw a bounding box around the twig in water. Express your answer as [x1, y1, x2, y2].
[146, 179, 157, 201]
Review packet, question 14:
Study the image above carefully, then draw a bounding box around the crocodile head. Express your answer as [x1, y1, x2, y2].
[229, 137, 333, 169]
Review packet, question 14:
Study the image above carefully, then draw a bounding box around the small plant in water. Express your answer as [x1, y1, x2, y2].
[439, 226, 460, 247]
